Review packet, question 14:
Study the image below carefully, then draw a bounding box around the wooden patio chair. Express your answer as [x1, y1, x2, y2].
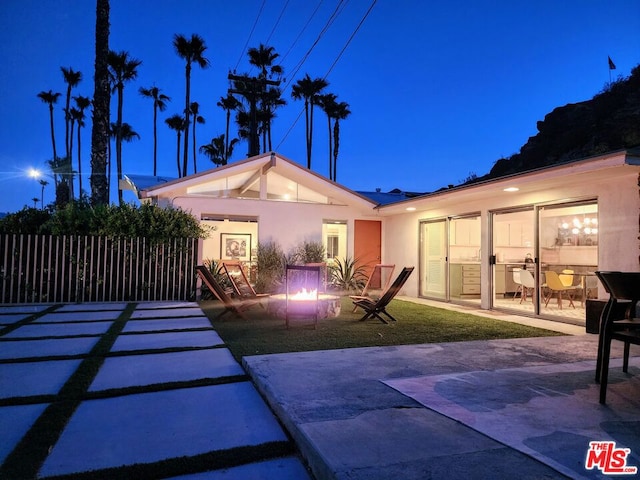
[196, 265, 262, 320]
[350, 264, 396, 312]
[352, 267, 414, 324]
[594, 271, 640, 404]
[221, 261, 270, 305]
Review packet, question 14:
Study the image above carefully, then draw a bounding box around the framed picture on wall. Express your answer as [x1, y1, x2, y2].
[221, 233, 251, 261]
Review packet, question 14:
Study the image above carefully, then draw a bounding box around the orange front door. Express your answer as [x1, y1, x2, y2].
[354, 220, 381, 278]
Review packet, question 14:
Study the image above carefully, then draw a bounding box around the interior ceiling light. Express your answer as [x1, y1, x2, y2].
[503, 187, 519, 192]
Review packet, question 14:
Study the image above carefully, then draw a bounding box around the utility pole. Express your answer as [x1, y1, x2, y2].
[228, 73, 280, 157]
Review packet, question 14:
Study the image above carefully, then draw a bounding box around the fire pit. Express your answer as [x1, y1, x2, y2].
[267, 292, 342, 320]
[267, 264, 341, 327]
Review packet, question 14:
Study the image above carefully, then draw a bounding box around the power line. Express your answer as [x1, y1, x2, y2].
[278, 0, 324, 66]
[275, 0, 377, 150]
[282, 0, 347, 93]
[324, 0, 376, 79]
[264, 0, 291, 45]
[234, 0, 266, 72]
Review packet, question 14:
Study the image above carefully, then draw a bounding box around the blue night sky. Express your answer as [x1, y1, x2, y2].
[0, 0, 639, 213]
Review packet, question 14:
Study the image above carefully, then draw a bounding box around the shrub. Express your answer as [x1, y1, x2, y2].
[255, 240, 286, 294]
[289, 240, 326, 264]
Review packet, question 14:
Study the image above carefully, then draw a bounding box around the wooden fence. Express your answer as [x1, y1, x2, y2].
[0, 234, 199, 304]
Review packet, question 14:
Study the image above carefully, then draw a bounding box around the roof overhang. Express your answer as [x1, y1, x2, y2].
[140, 152, 377, 208]
[376, 149, 640, 215]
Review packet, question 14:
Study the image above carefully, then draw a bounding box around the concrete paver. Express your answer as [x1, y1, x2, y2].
[110, 329, 224, 352]
[4, 321, 113, 338]
[89, 348, 244, 391]
[0, 302, 311, 480]
[0, 404, 49, 464]
[123, 316, 212, 332]
[39, 382, 290, 478]
[35, 310, 123, 322]
[0, 359, 82, 398]
[0, 337, 99, 360]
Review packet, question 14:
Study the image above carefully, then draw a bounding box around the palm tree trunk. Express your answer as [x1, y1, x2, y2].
[69, 121, 75, 199]
[327, 116, 333, 180]
[152, 105, 158, 176]
[333, 120, 340, 182]
[224, 111, 230, 163]
[77, 122, 83, 198]
[48, 104, 58, 162]
[182, 65, 191, 177]
[305, 101, 311, 169]
[176, 132, 182, 177]
[90, 0, 110, 206]
[116, 87, 124, 206]
[192, 117, 197, 174]
[308, 103, 315, 170]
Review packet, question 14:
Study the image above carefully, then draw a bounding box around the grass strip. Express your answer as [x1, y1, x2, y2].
[201, 296, 566, 361]
[0, 303, 137, 480]
[42, 441, 295, 480]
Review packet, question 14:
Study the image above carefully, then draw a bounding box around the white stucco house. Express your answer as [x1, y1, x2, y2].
[135, 148, 640, 327]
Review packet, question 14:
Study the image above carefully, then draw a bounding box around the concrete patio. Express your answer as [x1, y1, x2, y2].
[1, 300, 638, 479]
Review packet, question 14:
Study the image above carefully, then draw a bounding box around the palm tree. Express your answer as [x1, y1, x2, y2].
[165, 114, 187, 177]
[90, 0, 111, 206]
[107, 50, 142, 205]
[73, 95, 91, 198]
[200, 134, 239, 167]
[189, 102, 205, 173]
[139, 86, 170, 176]
[247, 43, 283, 80]
[173, 33, 210, 177]
[39, 179, 48, 209]
[61, 67, 82, 158]
[217, 94, 240, 163]
[291, 74, 328, 169]
[332, 101, 351, 182]
[37, 90, 61, 164]
[259, 87, 286, 153]
[108, 122, 139, 195]
[317, 93, 338, 179]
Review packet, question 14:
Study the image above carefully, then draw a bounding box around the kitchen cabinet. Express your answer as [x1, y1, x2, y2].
[450, 264, 480, 298]
[450, 218, 480, 246]
[495, 264, 505, 295]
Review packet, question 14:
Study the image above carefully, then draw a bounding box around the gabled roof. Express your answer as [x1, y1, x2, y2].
[138, 152, 378, 209]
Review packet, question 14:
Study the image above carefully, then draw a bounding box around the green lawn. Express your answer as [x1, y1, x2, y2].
[200, 296, 565, 360]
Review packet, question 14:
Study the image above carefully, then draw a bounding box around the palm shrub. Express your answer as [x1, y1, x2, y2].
[255, 240, 286, 293]
[329, 256, 368, 292]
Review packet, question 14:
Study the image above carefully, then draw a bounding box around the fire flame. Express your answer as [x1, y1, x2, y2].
[290, 288, 318, 301]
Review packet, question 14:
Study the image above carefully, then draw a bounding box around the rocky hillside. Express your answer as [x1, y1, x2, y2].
[478, 63, 640, 181]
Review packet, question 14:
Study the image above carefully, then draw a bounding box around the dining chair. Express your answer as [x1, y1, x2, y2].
[512, 268, 523, 300]
[519, 269, 536, 303]
[544, 270, 580, 309]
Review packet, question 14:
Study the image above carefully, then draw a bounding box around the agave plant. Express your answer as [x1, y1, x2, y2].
[329, 256, 367, 292]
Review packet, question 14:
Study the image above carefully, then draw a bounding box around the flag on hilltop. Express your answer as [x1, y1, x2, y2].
[608, 56, 616, 70]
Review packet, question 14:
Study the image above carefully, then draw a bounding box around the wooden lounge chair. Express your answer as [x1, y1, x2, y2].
[350, 264, 396, 312]
[594, 271, 640, 404]
[352, 267, 414, 323]
[196, 265, 262, 319]
[221, 261, 270, 305]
